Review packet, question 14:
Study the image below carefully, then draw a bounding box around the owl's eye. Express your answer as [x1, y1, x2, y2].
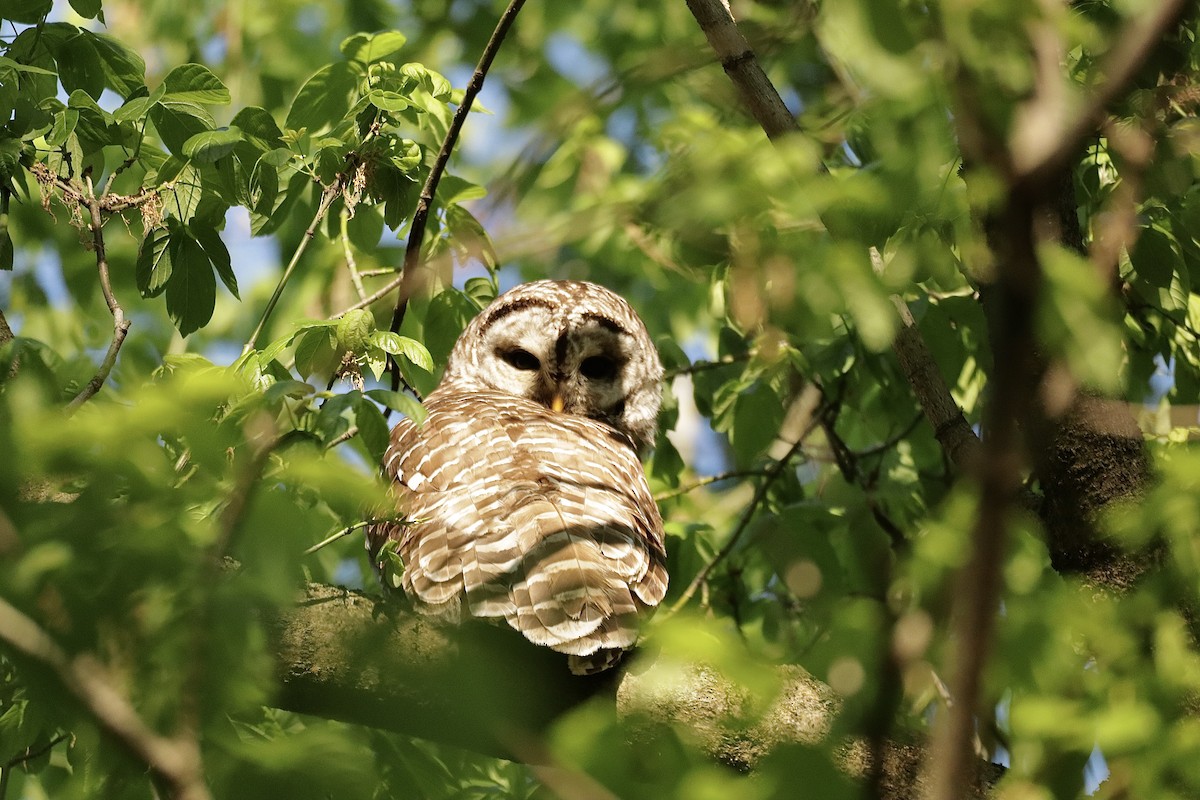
[580, 355, 617, 381]
[500, 348, 541, 371]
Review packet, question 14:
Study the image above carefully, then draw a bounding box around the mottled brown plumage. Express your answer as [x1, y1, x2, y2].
[368, 280, 667, 674]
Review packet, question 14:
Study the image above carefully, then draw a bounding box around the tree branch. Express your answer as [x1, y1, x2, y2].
[684, 0, 796, 140]
[65, 178, 131, 414]
[1012, 0, 1189, 185]
[384, 0, 528, 400]
[682, 0, 984, 478]
[666, 382, 823, 615]
[270, 582, 1000, 796]
[242, 170, 350, 355]
[869, 248, 983, 473]
[0, 598, 209, 800]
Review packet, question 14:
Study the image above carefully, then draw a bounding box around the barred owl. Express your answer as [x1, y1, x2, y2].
[369, 280, 668, 674]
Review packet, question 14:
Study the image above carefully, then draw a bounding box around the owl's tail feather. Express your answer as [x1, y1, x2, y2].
[568, 648, 624, 676]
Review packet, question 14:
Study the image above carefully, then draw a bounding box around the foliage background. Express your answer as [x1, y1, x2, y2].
[1, 0, 1199, 798]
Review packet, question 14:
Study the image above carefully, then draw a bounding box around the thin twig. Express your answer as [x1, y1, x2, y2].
[241, 175, 346, 356]
[666, 383, 823, 615]
[664, 353, 750, 381]
[304, 521, 371, 556]
[0, 598, 210, 800]
[384, 0, 528, 401]
[853, 413, 925, 459]
[325, 424, 359, 449]
[340, 209, 368, 302]
[65, 178, 131, 414]
[653, 468, 771, 502]
[3, 733, 70, 771]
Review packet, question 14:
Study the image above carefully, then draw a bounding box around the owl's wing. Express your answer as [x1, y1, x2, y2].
[372, 389, 668, 669]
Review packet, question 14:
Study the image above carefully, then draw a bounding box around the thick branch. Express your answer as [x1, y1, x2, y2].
[684, 0, 797, 139]
[271, 583, 999, 796]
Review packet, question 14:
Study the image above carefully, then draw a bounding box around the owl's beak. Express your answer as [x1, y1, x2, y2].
[550, 392, 566, 413]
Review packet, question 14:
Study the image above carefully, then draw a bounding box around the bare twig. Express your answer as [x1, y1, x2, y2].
[241, 175, 347, 356]
[664, 353, 751, 381]
[666, 382, 823, 615]
[2, 733, 70, 773]
[304, 521, 371, 556]
[384, 0, 528, 401]
[65, 178, 131, 414]
[653, 467, 771, 502]
[0, 598, 210, 800]
[340, 209, 368, 302]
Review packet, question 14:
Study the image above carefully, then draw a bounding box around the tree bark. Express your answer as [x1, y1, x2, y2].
[270, 583, 1000, 798]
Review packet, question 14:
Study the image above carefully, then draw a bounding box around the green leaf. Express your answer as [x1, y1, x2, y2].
[353, 396, 390, 463]
[462, 276, 497, 309]
[160, 63, 231, 105]
[285, 62, 358, 133]
[364, 346, 387, 381]
[113, 95, 153, 124]
[337, 309, 376, 353]
[2, 0, 51, 24]
[150, 103, 213, 157]
[294, 328, 339, 379]
[192, 225, 239, 299]
[366, 89, 410, 112]
[730, 381, 782, 466]
[366, 389, 427, 424]
[135, 226, 172, 298]
[182, 127, 243, 162]
[437, 175, 487, 205]
[368, 331, 433, 372]
[165, 231, 216, 336]
[68, 0, 101, 18]
[45, 108, 79, 148]
[340, 31, 407, 64]
[400, 63, 452, 98]
[1130, 225, 1190, 314]
[229, 106, 284, 150]
[161, 163, 202, 223]
[55, 29, 105, 100]
[92, 33, 145, 96]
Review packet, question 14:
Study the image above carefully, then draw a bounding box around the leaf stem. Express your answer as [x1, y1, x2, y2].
[340, 208, 368, 301]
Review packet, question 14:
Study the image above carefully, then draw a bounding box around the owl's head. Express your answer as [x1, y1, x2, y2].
[441, 280, 663, 453]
